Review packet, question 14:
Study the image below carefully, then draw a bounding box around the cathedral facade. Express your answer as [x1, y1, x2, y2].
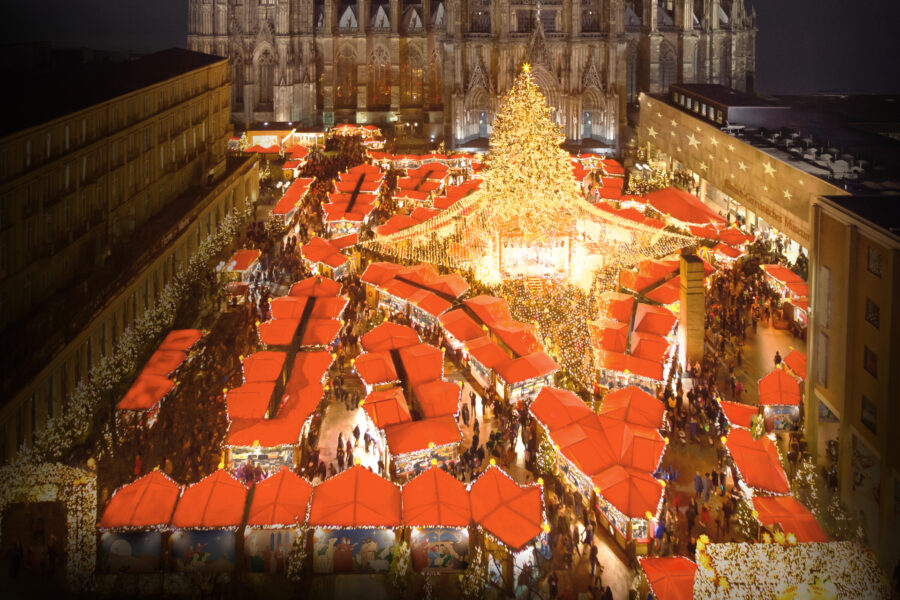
[187, 0, 756, 149]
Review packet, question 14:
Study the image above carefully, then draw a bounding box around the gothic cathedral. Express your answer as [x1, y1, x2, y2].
[187, 0, 755, 149]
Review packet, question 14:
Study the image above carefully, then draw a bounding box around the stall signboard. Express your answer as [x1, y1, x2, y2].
[245, 528, 295, 573]
[229, 446, 295, 472]
[410, 528, 469, 572]
[170, 530, 236, 573]
[251, 135, 279, 148]
[312, 528, 395, 573]
[764, 405, 800, 432]
[100, 531, 163, 574]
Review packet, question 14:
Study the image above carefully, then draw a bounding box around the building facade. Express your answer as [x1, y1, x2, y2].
[0, 49, 258, 462]
[187, 0, 756, 148]
[805, 196, 900, 570]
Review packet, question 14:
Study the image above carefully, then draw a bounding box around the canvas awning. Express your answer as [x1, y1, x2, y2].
[246, 467, 313, 528]
[99, 471, 180, 530]
[724, 428, 791, 494]
[599, 386, 665, 429]
[469, 466, 544, 551]
[308, 465, 401, 527]
[401, 466, 470, 527]
[171, 470, 247, 529]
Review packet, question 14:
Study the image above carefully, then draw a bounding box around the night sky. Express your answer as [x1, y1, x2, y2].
[3, 0, 899, 95]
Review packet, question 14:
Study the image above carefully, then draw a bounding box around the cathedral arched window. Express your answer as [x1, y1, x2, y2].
[659, 42, 676, 93]
[335, 47, 358, 109]
[401, 47, 424, 107]
[471, 1, 491, 34]
[257, 50, 275, 105]
[429, 49, 442, 105]
[232, 54, 244, 108]
[626, 49, 638, 103]
[369, 47, 391, 108]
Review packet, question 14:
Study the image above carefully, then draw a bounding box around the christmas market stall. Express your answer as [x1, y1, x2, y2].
[259, 276, 346, 351]
[169, 470, 248, 573]
[760, 264, 808, 331]
[590, 465, 664, 553]
[361, 262, 469, 328]
[158, 328, 205, 352]
[383, 416, 462, 480]
[598, 385, 666, 430]
[757, 368, 803, 432]
[751, 495, 827, 543]
[244, 467, 313, 573]
[462, 336, 510, 391]
[394, 163, 448, 209]
[493, 351, 559, 405]
[718, 400, 759, 430]
[323, 164, 383, 236]
[644, 187, 727, 227]
[783, 349, 807, 381]
[361, 387, 412, 469]
[301, 235, 358, 280]
[219, 249, 262, 284]
[402, 466, 471, 572]
[307, 465, 401, 574]
[271, 177, 314, 230]
[360, 321, 421, 352]
[97, 471, 180, 574]
[723, 428, 791, 496]
[638, 556, 697, 600]
[439, 309, 485, 352]
[468, 465, 548, 595]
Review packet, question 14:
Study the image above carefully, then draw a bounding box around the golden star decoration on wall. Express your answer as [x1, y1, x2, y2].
[687, 134, 700, 149]
[763, 162, 776, 177]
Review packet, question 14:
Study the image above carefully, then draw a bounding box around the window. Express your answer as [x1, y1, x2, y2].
[81, 156, 87, 181]
[863, 345, 878, 378]
[817, 265, 831, 328]
[81, 118, 87, 142]
[45, 133, 52, 158]
[25, 140, 31, 167]
[815, 330, 828, 387]
[865, 297, 880, 329]
[867, 246, 882, 277]
[861, 395, 877, 434]
[45, 376, 54, 420]
[64, 165, 70, 190]
[257, 50, 275, 105]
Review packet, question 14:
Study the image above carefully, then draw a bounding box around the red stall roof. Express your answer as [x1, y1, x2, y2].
[398, 343, 444, 386]
[99, 471, 180, 530]
[361, 322, 420, 352]
[440, 309, 486, 343]
[384, 415, 461, 455]
[171, 470, 247, 529]
[258, 318, 299, 347]
[600, 291, 636, 322]
[761, 264, 805, 285]
[272, 177, 314, 215]
[284, 351, 333, 397]
[402, 466, 470, 527]
[783, 350, 807, 380]
[310, 296, 349, 319]
[591, 465, 664, 519]
[633, 303, 677, 336]
[495, 352, 558, 385]
[117, 374, 175, 411]
[630, 332, 672, 364]
[753, 496, 828, 543]
[269, 296, 309, 320]
[469, 466, 544, 551]
[714, 242, 744, 259]
[595, 416, 667, 473]
[530, 387, 594, 431]
[242, 351, 287, 383]
[466, 336, 511, 370]
[308, 465, 402, 528]
[599, 386, 665, 430]
[354, 352, 399, 386]
[413, 380, 461, 418]
[464, 295, 512, 326]
[640, 557, 697, 600]
[301, 318, 342, 347]
[247, 467, 313, 528]
[302, 236, 350, 268]
[226, 382, 275, 420]
[719, 400, 758, 429]
[158, 329, 205, 352]
[758, 369, 802, 406]
[644, 277, 681, 306]
[725, 428, 791, 495]
[492, 321, 542, 357]
[363, 387, 412, 428]
[141, 349, 188, 378]
[645, 187, 726, 225]
[289, 276, 342, 298]
[226, 249, 261, 273]
[361, 262, 406, 287]
[592, 319, 629, 352]
[717, 227, 755, 246]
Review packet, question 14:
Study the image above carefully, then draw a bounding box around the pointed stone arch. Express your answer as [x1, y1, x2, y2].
[528, 65, 560, 115]
[335, 44, 358, 109]
[659, 39, 677, 93]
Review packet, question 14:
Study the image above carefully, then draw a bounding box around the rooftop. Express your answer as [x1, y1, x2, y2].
[0, 47, 225, 138]
[823, 195, 900, 239]
[669, 83, 783, 108]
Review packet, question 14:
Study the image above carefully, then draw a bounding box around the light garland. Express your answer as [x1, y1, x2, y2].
[0, 462, 96, 590]
[459, 545, 489, 600]
[388, 539, 412, 591]
[286, 527, 308, 582]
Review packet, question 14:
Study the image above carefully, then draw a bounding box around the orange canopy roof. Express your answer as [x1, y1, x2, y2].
[645, 187, 726, 225]
[158, 329, 205, 352]
[413, 380, 461, 418]
[752, 496, 827, 543]
[783, 350, 807, 380]
[465, 336, 511, 370]
[554, 420, 619, 476]
[99, 471, 180, 529]
[241, 351, 287, 383]
[246, 467, 313, 528]
[717, 227, 755, 246]
[361, 322, 420, 352]
[117, 374, 175, 411]
[633, 304, 677, 336]
[354, 351, 399, 386]
[495, 352, 558, 385]
[302, 236, 349, 268]
[226, 382, 275, 420]
[644, 277, 682, 306]
[308, 465, 402, 527]
[269, 296, 309, 320]
[761, 264, 804, 285]
[464, 295, 512, 326]
[492, 321, 542, 357]
[284, 351, 333, 397]
[398, 343, 444, 385]
[630, 332, 672, 364]
[171, 470, 247, 529]
[595, 416, 667, 472]
[469, 466, 544, 551]
[141, 349, 187, 378]
[402, 466, 470, 527]
[289, 276, 342, 298]
[309, 296, 349, 319]
[758, 369, 802, 406]
[591, 465, 663, 519]
[640, 557, 697, 600]
[719, 400, 758, 429]
[272, 177, 313, 215]
[363, 387, 413, 428]
[384, 415, 461, 455]
[599, 386, 665, 429]
[600, 291, 636, 322]
[258, 318, 299, 347]
[724, 428, 791, 494]
[594, 320, 629, 353]
[360, 261, 406, 286]
[300, 318, 342, 347]
[227, 249, 261, 272]
[530, 387, 594, 431]
[440, 309, 485, 343]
